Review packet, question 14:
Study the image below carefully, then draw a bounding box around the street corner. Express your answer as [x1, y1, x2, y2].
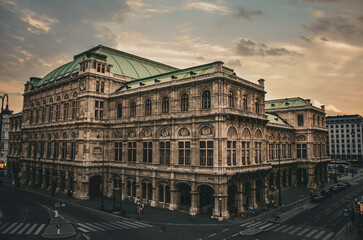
[239, 227, 264, 236]
[42, 220, 77, 239]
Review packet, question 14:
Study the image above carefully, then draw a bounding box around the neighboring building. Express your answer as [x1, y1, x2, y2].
[0, 106, 13, 173]
[7, 45, 329, 219]
[326, 115, 363, 162]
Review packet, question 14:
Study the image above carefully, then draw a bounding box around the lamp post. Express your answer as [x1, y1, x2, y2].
[97, 131, 105, 211]
[0, 94, 10, 158]
[219, 196, 222, 218]
[278, 145, 282, 206]
[351, 131, 355, 177]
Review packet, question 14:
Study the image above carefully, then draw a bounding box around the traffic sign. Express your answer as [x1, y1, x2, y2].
[56, 223, 62, 228]
[343, 208, 349, 217]
[60, 202, 66, 207]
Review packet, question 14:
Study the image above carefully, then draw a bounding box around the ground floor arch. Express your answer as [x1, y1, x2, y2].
[198, 185, 214, 215]
[89, 175, 102, 198]
[176, 182, 191, 210]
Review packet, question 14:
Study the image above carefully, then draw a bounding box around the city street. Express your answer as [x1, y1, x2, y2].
[0, 172, 362, 240]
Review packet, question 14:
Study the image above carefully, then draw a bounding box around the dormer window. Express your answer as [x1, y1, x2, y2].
[81, 62, 88, 72]
[96, 62, 106, 73]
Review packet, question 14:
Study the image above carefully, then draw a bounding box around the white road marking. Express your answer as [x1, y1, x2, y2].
[240, 221, 253, 227]
[17, 223, 31, 234]
[109, 221, 131, 229]
[288, 226, 302, 234]
[222, 228, 229, 232]
[133, 221, 153, 227]
[82, 233, 91, 240]
[273, 225, 287, 232]
[77, 227, 90, 233]
[297, 228, 310, 236]
[2, 222, 17, 234]
[0, 223, 10, 231]
[83, 223, 104, 231]
[117, 221, 138, 228]
[305, 229, 318, 238]
[314, 230, 326, 239]
[232, 233, 239, 237]
[9, 223, 24, 234]
[93, 222, 116, 230]
[281, 226, 294, 233]
[123, 221, 146, 228]
[251, 222, 265, 228]
[25, 223, 38, 235]
[322, 232, 334, 240]
[264, 224, 280, 232]
[208, 233, 216, 237]
[34, 224, 45, 235]
[259, 222, 274, 229]
[77, 223, 96, 232]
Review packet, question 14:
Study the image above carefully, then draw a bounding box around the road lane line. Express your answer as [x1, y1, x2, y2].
[2, 222, 17, 234]
[208, 233, 216, 237]
[297, 228, 310, 236]
[0, 223, 10, 231]
[76, 223, 96, 232]
[314, 230, 326, 239]
[17, 223, 31, 234]
[281, 226, 294, 233]
[222, 228, 229, 232]
[288, 226, 302, 234]
[9, 223, 24, 234]
[25, 224, 38, 235]
[77, 227, 90, 233]
[232, 233, 239, 237]
[273, 225, 287, 232]
[259, 222, 273, 229]
[322, 232, 334, 240]
[305, 229, 318, 238]
[109, 222, 131, 229]
[33, 224, 45, 235]
[83, 223, 104, 231]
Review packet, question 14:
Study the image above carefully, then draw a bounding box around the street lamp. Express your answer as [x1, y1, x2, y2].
[97, 131, 105, 211]
[219, 196, 222, 218]
[351, 130, 355, 177]
[278, 146, 282, 206]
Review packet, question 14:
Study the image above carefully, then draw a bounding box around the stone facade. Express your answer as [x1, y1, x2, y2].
[7, 45, 329, 220]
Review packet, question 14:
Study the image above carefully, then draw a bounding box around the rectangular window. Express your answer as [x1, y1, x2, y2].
[297, 144, 307, 159]
[101, 81, 105, 92]
[42, 107, 46, 123]
[55, 104, 60, 121]
[72, 101, 77, 120]
[62, 142, 67, 160]
[47, 142, 52, 158]
[298, 115, 304, 126]
[143, 142, 153, 163]
[27, 142, 32, 158]
[275, 144, 279, 159]
[71, 142, 76, 160]
[53, 142, 59, 159]
[128, 142, 136, 162]
[114, 142, 122, 161]
[200, 141, 214, 166]
[242, 141, 250, 165]
[30, 110, 34, 124]
[255, 142, 262, 163]
[160, 141, 170, 164]
[63, 102, 69, 121]
[227, 141, 236, 166]
[40, 141, 44, 158]
[33, 142, 38, 158]
[268, 143, 274, 160]
[49, 106, 53, 122]
[35, 109, 39, 123]
[96, 81, 100, 92]
[95, 100, 104, 119]
[282, 144, 286, 158]
[178, 141, 191, 165]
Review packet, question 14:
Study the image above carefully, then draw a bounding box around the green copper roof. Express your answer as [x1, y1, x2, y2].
[265, 97, 308, 110]
[116, 62, 217, 92]
[266, 113, 290, 126]
[33, 45, 179, 87]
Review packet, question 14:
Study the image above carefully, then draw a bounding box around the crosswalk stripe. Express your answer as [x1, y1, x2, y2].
[2, 222, 17, 234]
[116, 221, 138, 228]
[240, 221, 253, 227]
[264, 224, 279, 232]
[134, 221, 153, 227]
[288, 226, 302, 234]
[259, 223, 274, 229]
[77, 223, 97, 232]
[305, 229, 318, 238]
[77, 227, 90, 233]
[83, 223, 105, 231]
[314, 230, 326, 239]
[273, 225, 287, 232]
[110, 221, 131, 229]
[106, 221, 130, 229]
[251, 222, 264, 228]
[9, 223, 24, 234]
[93, 222, 115, 230]
[122, 221, 146, 228]
[96, 222, 118, 230]
[0, 223, 10, 231]
[34, 224, 45, 235]
[297, 228, 310, 236]
[281, 226, 294, 233]
[25, 224, 38, 235]
[17, 223, 31, 234]
[322, 232, 334, 240]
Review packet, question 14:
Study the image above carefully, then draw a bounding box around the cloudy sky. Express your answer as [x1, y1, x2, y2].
[0, 0, 362, 115]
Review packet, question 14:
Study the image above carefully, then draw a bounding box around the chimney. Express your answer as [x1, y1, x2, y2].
[321, 105, 325, 111]
[258, 79, 265, 87]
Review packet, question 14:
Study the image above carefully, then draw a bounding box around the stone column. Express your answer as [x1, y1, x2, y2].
[251, 178, 258, 208]
[189, 190, 199, 215]
[237, 181, 244, 213]
[169, 189, 178, 210]
[307, 166, 316, 189]
[41, 167, 46, 189]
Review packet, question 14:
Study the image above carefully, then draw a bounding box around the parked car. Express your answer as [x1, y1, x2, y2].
[329, 185, 342, 193]
[340, 182, 351, 188]
[320, 189, 332, 199]
[311, 193, 325, 203]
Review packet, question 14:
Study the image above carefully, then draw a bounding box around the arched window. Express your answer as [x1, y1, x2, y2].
[228, 91, 234, 108]
[145, 99, 152, 115]
[130, 102, 136, 117]
[243, 95, 248, 111]
[255, 98, 260, 113]
[162, 97, 169, 113]
[181, 94, 189, 111]
[202, 90, 211, 109]
[117, 104, 122, 118]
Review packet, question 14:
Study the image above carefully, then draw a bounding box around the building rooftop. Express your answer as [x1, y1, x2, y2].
[266, 113, 290, 127]
[265, 97, 309, 110]
[31, 45, 179, 87]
